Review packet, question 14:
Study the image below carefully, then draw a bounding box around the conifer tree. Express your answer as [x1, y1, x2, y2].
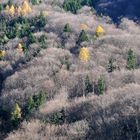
[63, 0, 81, 14]
[0, 4, 3, 12]
[108, 57, 116, 73]
[28, 33, 37, 44]
[38, 34, 47, 49]
[77, 30, 88, 44]
[126, 49, 136, 70]
[33, 92, 46, 108]
[31, 0, 39, 5]
[25, 96, 35, 113]
[35, 12, 46, 28]
[63, 23, 71, 33]
[84, 76, 93, 95]
[97, 76, 106, 95]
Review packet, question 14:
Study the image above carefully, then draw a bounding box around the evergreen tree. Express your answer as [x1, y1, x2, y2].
[126, 49, 136, 70]
[18, 22, 31, 38]
[108, 57, 116, 73]
[49, 108, 66, 125]
[6, 27, 16, 39]
[97, 76, 106, 95]
[35, 12, 47, 28]
[80, 0, 92, 6]
[31, 0, 39, 5]
[63, 0, 99, 13]
[77, 30, 88, 44]
[63, 23, 71, 33]
[24, 92, 46, 117]
[33, 92, 46, 108]
[84, 76, 93, 95]
[0, 34, 9, 45]
[27, 33, 37, 44]
[63, 0, 81, 14]
[25, 96, 35, 114]
[0, 4, 3, 12]
[38, 34, 47, 49]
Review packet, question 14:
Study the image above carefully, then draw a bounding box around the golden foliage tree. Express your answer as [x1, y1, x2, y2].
[17, 6, 22, 15]
[95, 25, 105, 37]
[6, 4, 15, 15]
[21, 0, 32, 15]
[79, 47, 90, 61]
[11, 103, 22, 121]
[5, 5, 10, 12]
[16, 43, 24, 53]
[0, 50, 6, 59]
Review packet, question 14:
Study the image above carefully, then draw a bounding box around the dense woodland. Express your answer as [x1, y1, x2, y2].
[0, 0, 140, 140]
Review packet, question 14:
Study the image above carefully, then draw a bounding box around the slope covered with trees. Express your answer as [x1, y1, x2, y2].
[0, 0, 140, 140]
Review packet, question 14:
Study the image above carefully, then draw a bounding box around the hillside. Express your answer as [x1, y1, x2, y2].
[0, 0, 140, 140]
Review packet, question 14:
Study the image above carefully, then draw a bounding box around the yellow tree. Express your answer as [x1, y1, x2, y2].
[5, 5, 10, 13]
[0, 50, 6, 59]
[21, 0, 32, 15]
[11, 103, 22, 121]
[95, 25, 105, 37]
[9, 5, 15, 15]
[17, 6, 22, 15]
[16, 43, 24, 53]
[79, 47, 90, 61]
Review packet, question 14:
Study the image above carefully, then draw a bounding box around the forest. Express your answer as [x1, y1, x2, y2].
[0, 0, 140, 140]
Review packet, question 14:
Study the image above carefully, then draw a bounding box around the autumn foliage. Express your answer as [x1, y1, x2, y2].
[5, 0, 32, 16]
[79, 47, 90, 61]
